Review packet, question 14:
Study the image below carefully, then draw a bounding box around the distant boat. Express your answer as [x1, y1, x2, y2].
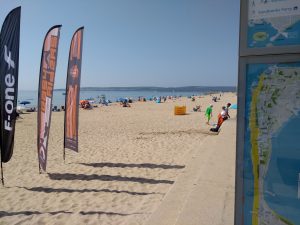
[62, 92, 66, 95]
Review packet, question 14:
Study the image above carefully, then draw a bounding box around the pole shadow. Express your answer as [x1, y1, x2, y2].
[79, 162, 185, 170]
[0, 210, 143, 218]
[18, 186, 163, 196]
[48, 173, 174, 184]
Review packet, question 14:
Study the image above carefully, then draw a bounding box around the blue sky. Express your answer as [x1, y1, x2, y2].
[0, 0, 240, 90]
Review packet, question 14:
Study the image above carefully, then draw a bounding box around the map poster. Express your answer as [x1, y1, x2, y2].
[241, 59, 300, 225]
[247, 0, 300, 48]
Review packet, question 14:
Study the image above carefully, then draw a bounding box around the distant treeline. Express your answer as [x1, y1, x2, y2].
[55, 86, 236, 92]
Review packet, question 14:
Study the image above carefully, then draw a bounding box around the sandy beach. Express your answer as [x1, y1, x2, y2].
[0, 92, 236, 225]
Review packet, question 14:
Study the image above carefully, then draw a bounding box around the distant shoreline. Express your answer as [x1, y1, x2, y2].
[53, 86, 237, 92]
[18, 87, 237, 107]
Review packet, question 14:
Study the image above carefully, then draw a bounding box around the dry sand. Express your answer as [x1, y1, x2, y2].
[0, 92, 236, 225]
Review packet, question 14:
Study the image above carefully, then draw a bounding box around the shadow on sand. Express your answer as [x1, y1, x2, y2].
[18, 186, 163, 196]
[0, 210, 142, 218]
[48, 173, 174, 184]
[79, 162, 185, 170]
[138, 129, 210, 136]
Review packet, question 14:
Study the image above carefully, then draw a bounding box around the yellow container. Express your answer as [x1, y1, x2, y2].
[174, 106, 186, 115]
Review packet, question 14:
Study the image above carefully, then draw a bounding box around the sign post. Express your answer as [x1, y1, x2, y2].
[235, 1, 300, 225]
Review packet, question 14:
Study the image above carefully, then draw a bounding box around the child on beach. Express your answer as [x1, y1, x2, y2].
[205, 104, 213, 125]
[224, 103, 231, 120]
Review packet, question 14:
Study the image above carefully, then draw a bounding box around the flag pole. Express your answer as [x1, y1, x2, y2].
[1, 161, 4, 186]
[63, 148, 66, 163]
[0, 148, 4, 186]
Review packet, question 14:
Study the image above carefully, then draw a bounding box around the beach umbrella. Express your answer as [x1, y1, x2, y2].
[117, 98, 126, 102]
[19, 100, 31, 105]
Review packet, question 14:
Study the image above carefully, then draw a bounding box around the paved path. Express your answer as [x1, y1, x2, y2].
[146, 119, 236, 225]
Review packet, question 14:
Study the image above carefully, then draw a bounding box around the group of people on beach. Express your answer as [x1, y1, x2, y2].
[205, 103, 231, 132]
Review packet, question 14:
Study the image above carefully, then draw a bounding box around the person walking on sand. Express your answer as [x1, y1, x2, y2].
[210, 106, 226, 132]
[205, 104, 213, 125]
[224, 103, 231, 120]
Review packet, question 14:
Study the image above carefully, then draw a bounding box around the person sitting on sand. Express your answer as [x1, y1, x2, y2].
[16, 111, 21, 119]
[80, 100, 92, 109]
[122, 101, 131, 107]
[193, 105, 201, 112]
[223, 103, 231, 120]
[26, 107, 36, 112]
[205, 104, 213, 125]
[84, 102, 91, 109]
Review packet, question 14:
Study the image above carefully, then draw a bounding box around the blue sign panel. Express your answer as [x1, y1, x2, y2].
[248, 0, 300, 48]
[243, 62, 300, 225]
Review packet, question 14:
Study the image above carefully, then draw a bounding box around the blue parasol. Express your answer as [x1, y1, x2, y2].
[19, 100, 31, 105]
[230, 104, 237, 109]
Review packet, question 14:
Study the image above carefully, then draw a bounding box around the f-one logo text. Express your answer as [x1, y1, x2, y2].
[4, 45, 16, 131]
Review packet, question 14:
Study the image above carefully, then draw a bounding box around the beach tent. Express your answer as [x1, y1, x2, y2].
[230, 104, 237, 109]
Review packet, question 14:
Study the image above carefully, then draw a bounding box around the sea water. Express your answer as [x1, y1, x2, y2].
[263, 115, 300, 224]
[18, 90, 206, 108]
